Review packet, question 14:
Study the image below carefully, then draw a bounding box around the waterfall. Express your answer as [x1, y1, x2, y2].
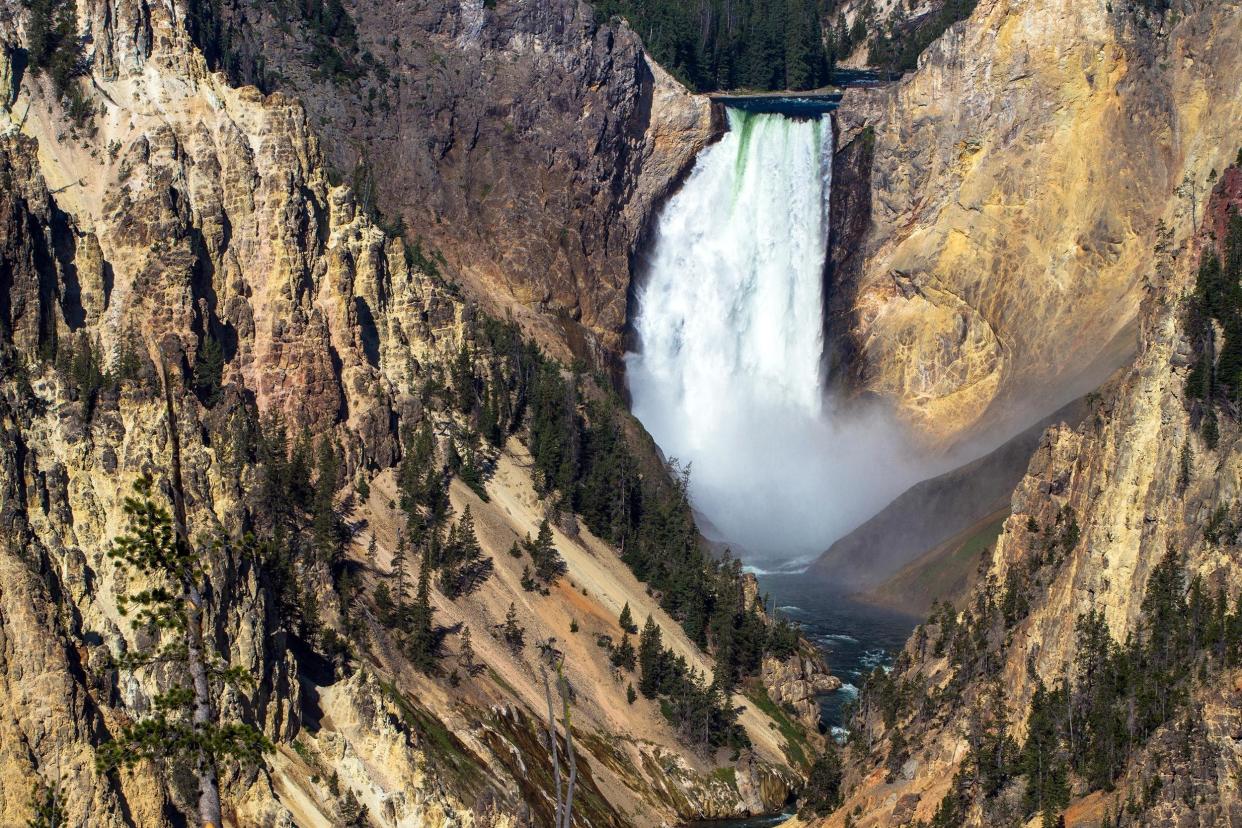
[627, 108, 920, 566]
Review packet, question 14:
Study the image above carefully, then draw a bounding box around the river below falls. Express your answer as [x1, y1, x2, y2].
[756, 574, 919, 733]
[685, 577, 919, 827]
[686, 811, 797, 828]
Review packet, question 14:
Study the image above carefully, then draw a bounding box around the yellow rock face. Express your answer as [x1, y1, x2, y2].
[836, 0, 1242, 447]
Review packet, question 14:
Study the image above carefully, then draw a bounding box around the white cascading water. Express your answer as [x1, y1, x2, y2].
[627, 108, 922, 568]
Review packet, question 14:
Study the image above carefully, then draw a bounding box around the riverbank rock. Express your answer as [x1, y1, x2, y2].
[637, 746, 798, 821]
[762, 652, 842, 732]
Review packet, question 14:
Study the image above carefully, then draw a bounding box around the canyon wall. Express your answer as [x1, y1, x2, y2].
[832, 0, 1242, 447]
[190, 0, 719, 361]
[813, 142, 1242, 828]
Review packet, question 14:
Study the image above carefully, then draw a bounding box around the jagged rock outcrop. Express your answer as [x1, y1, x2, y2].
[832, 0, 1242, 447]
[190, 0, 719, 360]
[761, 652, 841, 732]
[740, 573, 840, 732]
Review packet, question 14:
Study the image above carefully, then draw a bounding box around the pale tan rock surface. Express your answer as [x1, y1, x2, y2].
[833, 0, 1242, 447]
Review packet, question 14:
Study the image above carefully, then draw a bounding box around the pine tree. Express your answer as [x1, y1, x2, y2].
[338, 789, 367, 826]
[618, 601, 636, 634]
[969, 680, 1018, 798]
[886, 727, 909, 782]
[626, 684, 637, 705]
[1071, 608, 1125, 789]
[440, 505, 491, 598]
[452, 342, 475, 414]
[503, 603, 525, 653]
[456, 506, 482, 560]
[312, 437, 341, 562]
[612, 633, 637, 672]
[96, 477, 272, 825]
[373, 582, 395, 626]
[529, 519, 566, 583]
[26, 781, 67, 828]
[803, 743, 844, 815]
[459, 445, 489, 501]
[480, 383, 503, 446]
[391, 531, 409, 600]
[1022, 679, 1069, 818]
[398, 419, 443, 538]
[407, 552, 438, 671]
[1204, 410, 1220, 450]
[1178, 438, 1193, 492]
[459, 625, 479, 676]
[192, 332, 225, 406]
[638, 615, 664, 698]
[289, 427, 315, 506]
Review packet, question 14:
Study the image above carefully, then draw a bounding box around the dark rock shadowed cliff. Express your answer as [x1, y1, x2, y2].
[190, 0, 718, 361]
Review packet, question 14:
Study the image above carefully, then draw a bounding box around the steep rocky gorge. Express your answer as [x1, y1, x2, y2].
[808, 144, 1242, 827]
[179, 0, 1242, 468]
[805, 0, 1242, 601]
[0, 0, 823, 824]
[795, 0, 1242, 822]
[7, 0, 1242, 823]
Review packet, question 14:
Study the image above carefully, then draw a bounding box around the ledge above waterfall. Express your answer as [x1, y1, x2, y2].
[708, 92, 842, 117]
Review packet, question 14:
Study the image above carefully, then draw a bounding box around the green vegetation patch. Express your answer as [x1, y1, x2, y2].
[746, 686, 809, 769]
[711, 765, 739, 789]
[1185, 195, 1242, 450]
[593, 0, 829, 92]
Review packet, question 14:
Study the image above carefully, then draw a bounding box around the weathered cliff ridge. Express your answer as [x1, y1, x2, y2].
[831, 0, 1242, 448]
[0, 0, 813, 824]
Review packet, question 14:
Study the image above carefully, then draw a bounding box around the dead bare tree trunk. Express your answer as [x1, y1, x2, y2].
[542, 666, 563, 826]
[156, 352, 223, 828]
[542, 659, 577, 828]
[558, 660, 576, 828]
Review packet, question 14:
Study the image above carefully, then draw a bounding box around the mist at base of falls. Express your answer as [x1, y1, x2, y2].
[626, 108, 934, 569]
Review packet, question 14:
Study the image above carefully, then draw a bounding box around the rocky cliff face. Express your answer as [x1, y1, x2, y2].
[832, 0, 1242, 448]
[761, 651, 841, 733]
[0, 1, 807, 824]
[191, 0, 718, 361]
[739, 574, 840, 733]
[815, 152, 1242, 826]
